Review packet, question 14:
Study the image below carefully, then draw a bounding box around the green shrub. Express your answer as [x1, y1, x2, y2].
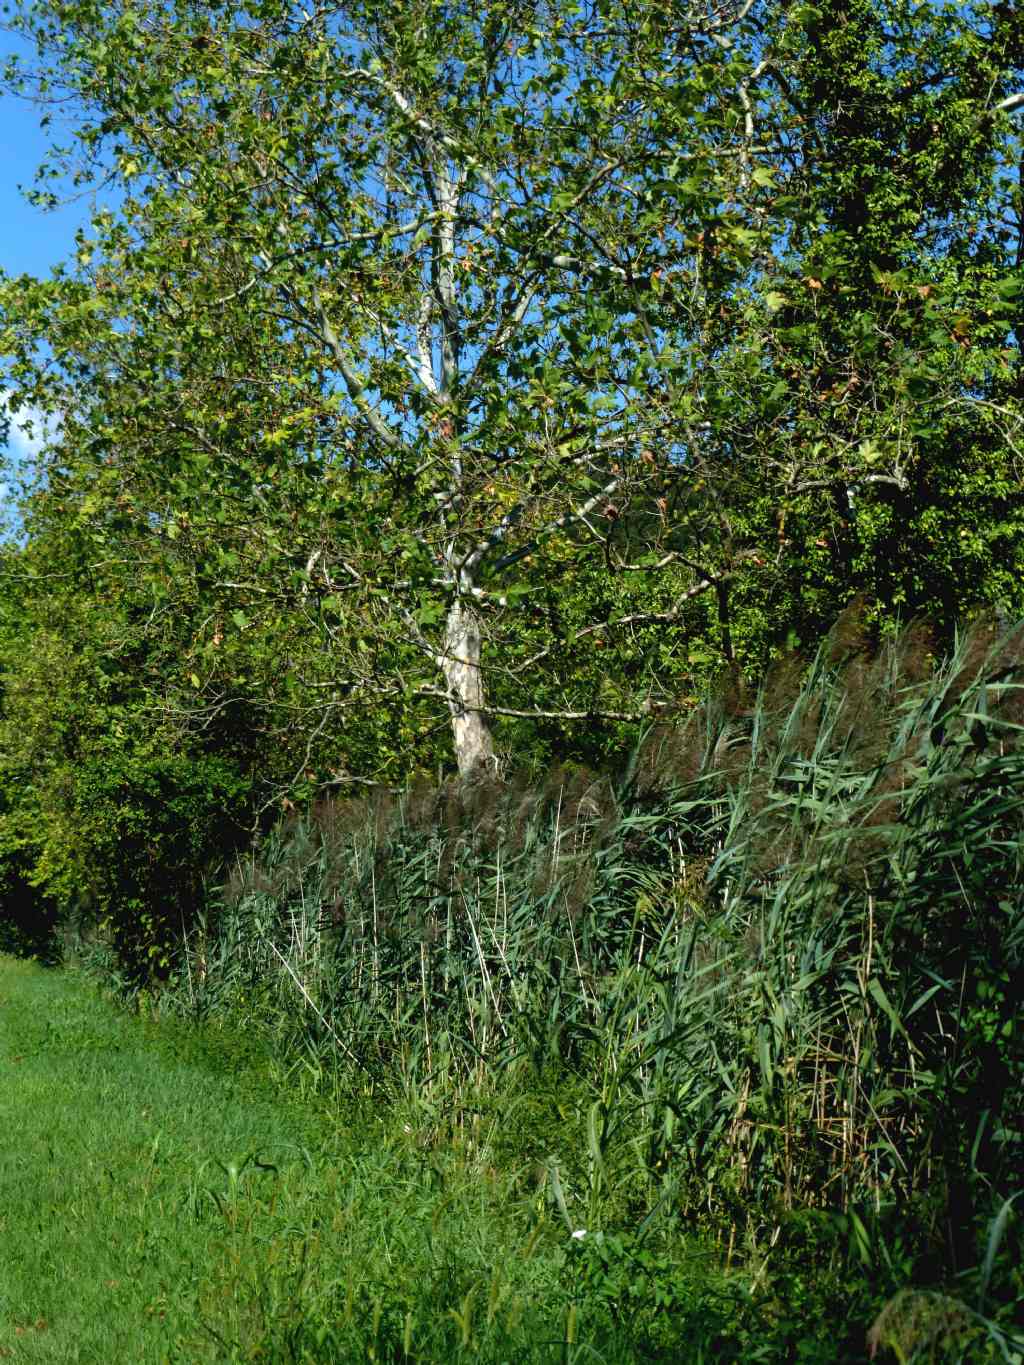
[64, 748, 253, 982]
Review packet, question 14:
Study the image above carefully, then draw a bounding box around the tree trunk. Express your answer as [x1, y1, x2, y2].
[441, 598, 496, 778]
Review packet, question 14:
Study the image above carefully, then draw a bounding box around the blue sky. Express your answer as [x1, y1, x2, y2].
[0, 93, 88, 280]
[1, 33, 96, 482]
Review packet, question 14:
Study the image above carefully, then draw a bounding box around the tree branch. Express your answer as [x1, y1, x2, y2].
[308, 283, 405, 450]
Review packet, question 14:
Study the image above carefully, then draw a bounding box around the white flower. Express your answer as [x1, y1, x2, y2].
[571, 1228, 587, 1240]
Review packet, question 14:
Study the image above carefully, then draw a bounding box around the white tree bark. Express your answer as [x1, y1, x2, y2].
[441, 597, 496, 777]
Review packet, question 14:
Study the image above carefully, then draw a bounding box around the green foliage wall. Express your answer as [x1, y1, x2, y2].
[1, 0, 1024, 961]
[0, 540, 256, 973]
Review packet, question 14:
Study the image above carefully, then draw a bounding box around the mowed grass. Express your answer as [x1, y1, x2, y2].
[1, 955, 751, 1364]
[0, 955, 329, 1362]
[0, 956, 545, 1363]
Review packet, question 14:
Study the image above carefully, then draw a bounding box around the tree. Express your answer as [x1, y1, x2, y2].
[742, 0, 1024, 645]
[2, 0, 1023, 791]
[1, 0, 784, 779]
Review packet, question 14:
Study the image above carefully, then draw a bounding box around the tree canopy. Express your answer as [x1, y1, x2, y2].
[1, 0, 1022, 822]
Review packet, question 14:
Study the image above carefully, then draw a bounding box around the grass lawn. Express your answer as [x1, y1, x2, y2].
[0, 955, 582, 1362]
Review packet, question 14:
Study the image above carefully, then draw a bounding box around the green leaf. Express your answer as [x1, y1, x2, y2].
[867, 979, 910, 1043]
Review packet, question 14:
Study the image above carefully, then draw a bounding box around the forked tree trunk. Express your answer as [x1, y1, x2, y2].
[441, 598, 496, 777]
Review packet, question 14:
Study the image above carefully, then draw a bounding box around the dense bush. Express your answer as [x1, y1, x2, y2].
[61, 749, 254, 982]
[0, 842, 59, 960]
[0, 562, 259, 978]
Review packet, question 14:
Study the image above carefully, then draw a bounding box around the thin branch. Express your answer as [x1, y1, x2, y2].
[483, 476, 622, 575]
[414, 684, 647, 722]
[501, 578, 718, 676]
[308, 283, 404, 450]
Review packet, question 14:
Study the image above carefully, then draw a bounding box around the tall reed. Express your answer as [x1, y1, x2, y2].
[168, 615, 1024, 1252]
